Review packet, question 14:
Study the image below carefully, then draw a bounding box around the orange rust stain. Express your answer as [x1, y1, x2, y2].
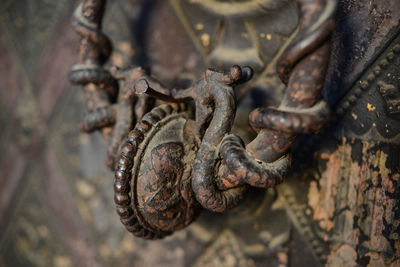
[307, 181, 319, 211]
[233, 167, 247, 180]
[308, 141, 346, 232]
[320, 152, 330, 160]
[222, 177, 235, 188]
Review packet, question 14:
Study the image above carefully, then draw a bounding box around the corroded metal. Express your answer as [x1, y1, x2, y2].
[171, 66, 254, 212]
[114, 103, 200, 239]
[70, 0, 337, 239]
[69, 0, 117, 107]
[69, 0, 164, 170]
[170, 0, 335, 213]
[2, 0, 400, 265]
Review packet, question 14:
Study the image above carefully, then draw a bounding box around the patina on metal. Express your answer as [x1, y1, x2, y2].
[69, 0, 337, 239]
[1, 0, 400, 265]
[68, 0, 167, 170]
[114, 103, 200, 239]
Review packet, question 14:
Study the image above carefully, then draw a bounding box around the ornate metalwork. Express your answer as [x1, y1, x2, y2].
[70, 0, 337, 239]
[69, 0, 158, 170]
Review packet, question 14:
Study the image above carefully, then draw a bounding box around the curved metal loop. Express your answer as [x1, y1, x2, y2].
[139, 66, 255, 212]
[69, 1, 117, 100]
[173, 66, 253, 212]
[70, 0, 338, 237]
[218, 134, 292, 189]
[114, 103, 189, 240]
[207, 0, 337, 212]
[151, 0, 337, 213]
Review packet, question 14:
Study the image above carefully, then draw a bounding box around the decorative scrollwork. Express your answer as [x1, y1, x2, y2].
[70, 0, 337, 239]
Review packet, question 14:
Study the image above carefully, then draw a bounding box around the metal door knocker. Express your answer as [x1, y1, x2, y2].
[69, 0, 337, 239]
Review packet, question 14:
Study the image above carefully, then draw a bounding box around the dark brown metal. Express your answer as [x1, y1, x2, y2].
[70, 0, 337, 239]
[172, 66, 253, 212]
[69, 0, 166, 170]
[172, 0, 336, 213]
[3, 0, 400, 265]
[69, 0, 117, 107]
[69, 0, 118, 160]
[114, 103, 200, 239]
[244, 0, 335, 163]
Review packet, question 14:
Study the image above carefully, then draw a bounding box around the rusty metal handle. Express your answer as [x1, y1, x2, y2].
[69, 0, 337, 239]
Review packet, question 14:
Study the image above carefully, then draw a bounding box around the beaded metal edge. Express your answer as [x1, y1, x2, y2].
[113, 103, 189, 239]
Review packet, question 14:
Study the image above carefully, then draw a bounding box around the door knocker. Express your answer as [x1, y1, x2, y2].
[69, 0, 337, 239]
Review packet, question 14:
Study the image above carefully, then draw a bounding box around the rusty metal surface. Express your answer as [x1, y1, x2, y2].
[0, 0, 399, 266]
[67, 0, 336, 237]
[112, 0, 335, 224]
[69, 0, 159, 170]
[114, 103, 200, 239]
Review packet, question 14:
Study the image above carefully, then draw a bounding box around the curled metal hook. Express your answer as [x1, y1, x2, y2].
[171, 66, 254, 212]
[70, 0, 338, 239]
[205, 0, 336, 212]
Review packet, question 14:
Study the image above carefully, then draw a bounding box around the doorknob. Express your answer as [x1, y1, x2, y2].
[69, 0, 337, 239]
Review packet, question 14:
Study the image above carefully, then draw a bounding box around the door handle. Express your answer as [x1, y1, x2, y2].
[69, 0, 337, 239]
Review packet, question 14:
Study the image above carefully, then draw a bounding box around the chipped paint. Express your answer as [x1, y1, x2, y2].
[307, 139, 400, 265]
